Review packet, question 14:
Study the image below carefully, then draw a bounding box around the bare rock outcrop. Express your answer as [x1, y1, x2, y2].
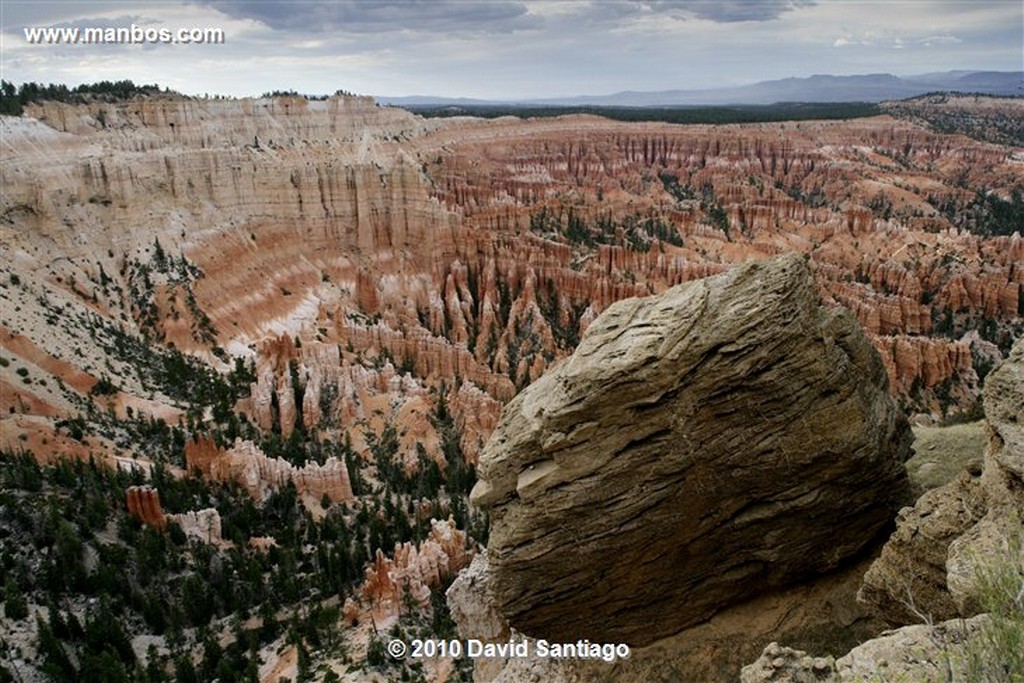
[854, 471, 986, 624]
[742, 614, 994, 683]
[472, 254, 913, 646]
[125, 485, 225, 545]
[185, 436, 354, 505]
[836, 614, 995, 683]
[126, 485, 167, 530]
[355, 518, 471, 628]
[740, 642, 837, 683]
[858, 336, 1024, 624]
[167, 509, 224, 545]
[836, 614, 994, 682]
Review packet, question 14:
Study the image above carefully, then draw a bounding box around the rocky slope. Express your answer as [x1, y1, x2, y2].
[742, 337, 1024, 682]
[858, 336, 1024, 624]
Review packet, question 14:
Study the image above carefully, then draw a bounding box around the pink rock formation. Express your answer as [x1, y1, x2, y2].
[185, 436, 354, 505]
[359, 518, 472, 626]
[183, 436, 221, 474]
[125, 486, 224, 545]
[126, 485, 166, 530]
[875, 335, 977, 396]
[248, 336, 299, 437]
[3, 94, 1021, 478]
[243, 336, 495, 471]
[248, 536, 278, 553]
[448, 382, 502, 465]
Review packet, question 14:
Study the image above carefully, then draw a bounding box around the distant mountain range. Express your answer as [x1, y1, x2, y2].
[377, 70, 1022, 108]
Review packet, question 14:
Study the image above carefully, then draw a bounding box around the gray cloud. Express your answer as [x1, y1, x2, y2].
[1, 2, 131, 27]
[1, 0, 1018, 100]
[635, 0, 816, 23]
[196, 0, 541, 33]
[46, 15, 160, 29]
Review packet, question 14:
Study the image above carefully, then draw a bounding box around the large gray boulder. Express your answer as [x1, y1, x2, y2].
[472, 254, 913, 646]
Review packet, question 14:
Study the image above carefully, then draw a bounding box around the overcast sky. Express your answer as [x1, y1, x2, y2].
[1, 1, 1021, 99]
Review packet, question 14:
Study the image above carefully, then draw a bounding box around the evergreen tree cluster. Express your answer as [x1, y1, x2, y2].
[928, 187, 1024, 238]
[0, 445, 474, 682]
[529, 205, 685, 251]
[0, 79, 163, 116]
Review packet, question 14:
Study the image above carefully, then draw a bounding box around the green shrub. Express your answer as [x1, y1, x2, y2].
[963, 530, 1024, 682]
[3, 579, 28, 620]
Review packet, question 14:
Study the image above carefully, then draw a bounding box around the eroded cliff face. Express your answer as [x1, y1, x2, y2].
[2, 97, 1020, 466]
[184, 436, 353, 506]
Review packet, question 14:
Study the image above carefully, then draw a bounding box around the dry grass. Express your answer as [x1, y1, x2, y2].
[906, 421, 987, 493]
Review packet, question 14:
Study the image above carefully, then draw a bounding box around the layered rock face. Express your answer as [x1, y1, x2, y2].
[23, 95, 429, 146]
[858, 336, 1024, 624]
[472, 254, 913, 646]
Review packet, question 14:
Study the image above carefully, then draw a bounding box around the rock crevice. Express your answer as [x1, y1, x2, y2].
[858, 336, 1024, 624]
